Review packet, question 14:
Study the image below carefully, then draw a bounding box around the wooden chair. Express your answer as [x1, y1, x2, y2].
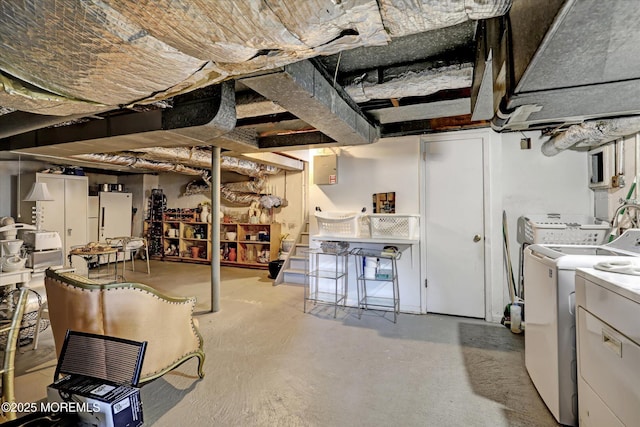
[0, 288, 29, 421]
[106, 236, 151, 280]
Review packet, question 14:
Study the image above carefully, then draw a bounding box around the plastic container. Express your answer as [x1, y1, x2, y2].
[315, 212, 360, 237]
[368, 214, 419, 240]
[510, 303, 522, 334]
[516, 214, 610, 245]
[364, 266, 376, 279]
[281, 239, 294, 253]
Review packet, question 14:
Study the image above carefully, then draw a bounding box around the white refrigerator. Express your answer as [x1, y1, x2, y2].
[99, 192, 133, 240]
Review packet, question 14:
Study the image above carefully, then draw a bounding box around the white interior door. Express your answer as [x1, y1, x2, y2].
[424, 136, 485, 318]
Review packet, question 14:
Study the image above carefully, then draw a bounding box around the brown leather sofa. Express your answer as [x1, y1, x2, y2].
[44, 268, 205, 383]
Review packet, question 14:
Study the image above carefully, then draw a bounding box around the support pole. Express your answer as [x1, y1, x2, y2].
[211, 146, 221, 312]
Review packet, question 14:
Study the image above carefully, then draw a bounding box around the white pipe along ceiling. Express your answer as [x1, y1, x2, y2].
[542, 115, 640, 156]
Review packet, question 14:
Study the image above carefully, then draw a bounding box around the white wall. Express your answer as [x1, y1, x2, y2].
[0, 159, 53, 220]
[500, 130, 592, 315]
[308, 138, 423, 313]
[308, 140, 421, 224]
[158, 174, 209, 209]
[307, 129, 593, 321]
[594, 134, 639, 224]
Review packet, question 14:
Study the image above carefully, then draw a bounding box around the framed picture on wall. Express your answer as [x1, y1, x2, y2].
[372, 192, 395, 213]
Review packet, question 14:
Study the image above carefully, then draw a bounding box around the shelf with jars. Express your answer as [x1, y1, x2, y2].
[155, 208, 211, 264]
[220, 222, 281, 269]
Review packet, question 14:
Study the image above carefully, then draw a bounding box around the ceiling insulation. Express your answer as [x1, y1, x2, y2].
[71, 153, 205, 175]
[344, 62, 473, 102]
[0, 0, 511, 117]
[71, 148, 281, 176]
[380, 0, 511, 36]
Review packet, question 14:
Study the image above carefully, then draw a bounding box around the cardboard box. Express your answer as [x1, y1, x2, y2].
[47, 375, 143, 427]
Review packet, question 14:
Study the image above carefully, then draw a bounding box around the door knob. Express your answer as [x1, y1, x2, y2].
[473, 234, 482, 242]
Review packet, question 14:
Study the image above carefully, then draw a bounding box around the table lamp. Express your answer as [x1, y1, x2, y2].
[23, 182, 54, 231]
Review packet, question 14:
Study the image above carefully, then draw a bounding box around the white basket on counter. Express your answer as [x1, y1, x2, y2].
[315, 212, 360, 237]
[368, 214, 419, 240]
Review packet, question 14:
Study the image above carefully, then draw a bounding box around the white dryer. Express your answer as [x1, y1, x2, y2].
[575, 266, 640, 426]
[523, 229, 640, 426]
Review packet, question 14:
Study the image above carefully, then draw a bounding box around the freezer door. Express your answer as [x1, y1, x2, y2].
[99, 192, 132, 240]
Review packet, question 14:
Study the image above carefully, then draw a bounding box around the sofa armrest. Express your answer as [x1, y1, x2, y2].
[102, 284, 203, 381]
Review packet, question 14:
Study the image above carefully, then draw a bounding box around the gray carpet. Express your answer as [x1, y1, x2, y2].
[14, 262, 559, 426]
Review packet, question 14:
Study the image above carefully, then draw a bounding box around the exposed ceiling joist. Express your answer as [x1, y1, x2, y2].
[258, 131, 336, 150]
[4, 82, 238, 154]
[0, 111, 104, 139]
[235, 92, 287, 119]
[370, 98, 470, 124]
[381, 114, 489, 137]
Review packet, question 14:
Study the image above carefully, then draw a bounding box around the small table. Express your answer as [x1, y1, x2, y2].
[0, 269, 32, 289]
[68, 247, 118, 282]
[0, 269, 32, 326]
[351, 247, 401, 323]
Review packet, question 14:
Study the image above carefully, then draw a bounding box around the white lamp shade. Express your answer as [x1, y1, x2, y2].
[23, 182, 54, 201]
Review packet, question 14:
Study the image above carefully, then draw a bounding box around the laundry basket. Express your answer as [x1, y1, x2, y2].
[516, 214, 610, 245]
[369, 214, 420, 239]
[315, 212, 360, 237]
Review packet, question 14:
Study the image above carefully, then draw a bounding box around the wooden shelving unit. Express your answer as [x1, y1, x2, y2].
[162, 210, 211, 264]
[220, 222, 281, 269]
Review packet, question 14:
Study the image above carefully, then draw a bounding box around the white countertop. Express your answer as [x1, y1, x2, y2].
[577, 267, 640, 304]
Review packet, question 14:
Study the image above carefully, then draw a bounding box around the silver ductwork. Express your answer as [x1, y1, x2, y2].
[72, 150, 277, 206]
[132, 147, 212, 168]
[220, 156, 280, 177]
[72, 153, 206, 175]
[184, 178, 265, 206]
[222, 178, 267, 194]
[542, 115, 640, 156]
[220, 185, 261, 206]
[76, 147, 281, 176]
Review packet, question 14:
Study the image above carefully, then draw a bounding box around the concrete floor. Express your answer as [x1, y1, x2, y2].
[12, 260, 559, 426]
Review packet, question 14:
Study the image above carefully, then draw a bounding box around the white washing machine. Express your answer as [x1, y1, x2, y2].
[523, 229, 640, 426]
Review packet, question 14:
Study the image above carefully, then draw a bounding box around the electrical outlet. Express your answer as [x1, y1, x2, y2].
[612, 175, 620, 187]
[520, 138, 531, 149]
